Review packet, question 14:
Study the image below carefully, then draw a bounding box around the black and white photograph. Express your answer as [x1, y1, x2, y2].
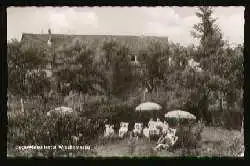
[7, 6, 244, 157]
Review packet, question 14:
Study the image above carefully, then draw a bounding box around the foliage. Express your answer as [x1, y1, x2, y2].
[182, 6, 244, 125]
[226, 133, 244, 156]
[8, 108, 104, 147]
[25, 71, 51, 97]
[174, 120, 205, 156]
[138, 41, 170, 93]
[100, 39, 134, 98]
[55, 39, 104, 96]
[82, 102, 136, 130]
[191, 6, 224, 60]
[7, 39, 48, 97]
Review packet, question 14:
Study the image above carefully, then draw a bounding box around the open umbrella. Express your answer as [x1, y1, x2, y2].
[47, 106, 75, 116]
[135, 102, 162, 112]
[135, 102, 162, 125]
[164, 110, 196, 119]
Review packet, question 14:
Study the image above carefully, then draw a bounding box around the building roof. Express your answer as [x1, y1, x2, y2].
[21, 33, 169, 53]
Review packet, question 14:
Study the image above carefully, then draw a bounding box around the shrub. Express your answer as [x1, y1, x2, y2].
[174, 120, 205, 154]
[222, 111, 243, 130]
[226, 133, 244, 156]
[82, 102, 137, 130]
[8, 105, 107, 157]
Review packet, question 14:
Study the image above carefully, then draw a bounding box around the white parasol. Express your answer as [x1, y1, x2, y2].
[47, 106, 74, 116]
[164, 110, 196, 119]
[135, 102, 162, 112]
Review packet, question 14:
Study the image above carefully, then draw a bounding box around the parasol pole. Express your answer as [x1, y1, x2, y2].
[177, 116, 180, 128]
[143, 87, 148, 102]
[241, 117, 244, 134]
[177, 117, 184, 152]
[139, 109, 141, 121]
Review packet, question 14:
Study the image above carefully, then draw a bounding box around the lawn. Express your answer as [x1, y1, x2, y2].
[7, 126, 244, 158]
[91, 126, 244, 157]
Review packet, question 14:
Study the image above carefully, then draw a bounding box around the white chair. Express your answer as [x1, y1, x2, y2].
[104, 124, 114, 138]
[133, 123, 143, 136]
[119, 122, 129, 138]
[143, 127, 150, 138]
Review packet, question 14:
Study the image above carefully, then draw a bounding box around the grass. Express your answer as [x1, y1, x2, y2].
[198, 127, 244, 157]
[7, 126, 243, 157]
[91, 127, 243, 157]
[94, 137, 164, 157]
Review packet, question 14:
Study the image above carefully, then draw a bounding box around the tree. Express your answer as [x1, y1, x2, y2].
[191, 6, 224, 63]
[8, 39, 49, 97]
[189, 6, 226, 124]
[138, 41, 170, 94]
[25, 70, 51, 98]
[8, 39, 26, 97]
[223, 45, 243, 112]
[169, 43, 189, 70]
[8, 39, 51, 111]
[189, 7, 244, 126]
[55, 39, 103, 96]
[100, 39, 133, 99]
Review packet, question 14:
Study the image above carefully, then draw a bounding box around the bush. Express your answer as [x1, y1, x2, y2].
[8, 98, 142, 148]
[8, 107, 106, 157]
[222, 111, 243, 130]
[81, 102, 137, 130]
[174, 120, 205, 154]
[8, 107, 105, 148]
[80, 100, 165, 131]
[226, 133, 244, 156]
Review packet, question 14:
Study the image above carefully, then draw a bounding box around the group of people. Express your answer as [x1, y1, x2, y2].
[104, 118, 179, 151]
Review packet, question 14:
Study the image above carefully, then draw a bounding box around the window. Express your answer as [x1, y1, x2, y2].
[130, 55, 135, 62]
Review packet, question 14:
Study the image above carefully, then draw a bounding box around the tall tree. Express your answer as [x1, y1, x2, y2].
[189, 6, 225, 124]
[189, 7, 243, 127]
[191, 6, 224, 65]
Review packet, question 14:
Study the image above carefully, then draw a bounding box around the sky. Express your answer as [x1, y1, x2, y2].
[7, 6, 244, 47]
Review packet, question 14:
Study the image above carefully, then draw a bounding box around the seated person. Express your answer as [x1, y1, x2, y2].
[153, 133, 171, 151]
[154, 129, 178, 151]
[162, 121, 169, 134]
[148, 118, 154, 128]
